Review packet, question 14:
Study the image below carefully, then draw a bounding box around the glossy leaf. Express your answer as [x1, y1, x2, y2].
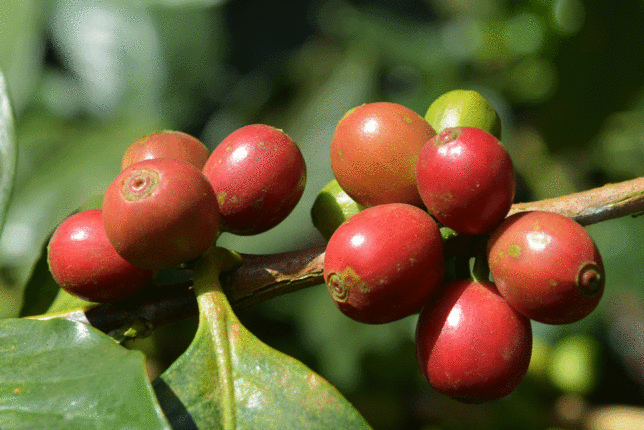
[49, 0, 164, 118]
[0, 68, 16, 238]
[0, 318, 171, 430]
[45, 288, 98, 315]
[155, 247, 372, 429]
[18, 241, 60, 318]
[0, 0, 43, 114]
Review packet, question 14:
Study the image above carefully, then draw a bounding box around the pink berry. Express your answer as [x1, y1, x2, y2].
[103, 158, 219, 270]
[47, 209, 154, 303]
[330, 102, 436, 207]
[416, 127, 515, 235]
[323, 203, 445, 324]
[415, 279, 533, 403]
[202, 124, 306, 235]
[121, 130, 210, 170]
[487, 211, 605, 324]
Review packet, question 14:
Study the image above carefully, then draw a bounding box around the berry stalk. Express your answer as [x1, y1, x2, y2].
[507, 176, 644, 226]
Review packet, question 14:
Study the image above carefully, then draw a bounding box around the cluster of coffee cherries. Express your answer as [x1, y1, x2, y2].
[48, 125, 306, 303]
[315, 90, 606, 403]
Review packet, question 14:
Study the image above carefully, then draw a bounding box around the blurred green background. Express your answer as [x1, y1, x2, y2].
[1, 0, 644, 428]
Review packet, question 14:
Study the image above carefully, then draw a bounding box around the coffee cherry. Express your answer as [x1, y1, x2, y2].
[121, 130, 210, 170]
[415, 279, 533, 403]
[103, 158, 219, 270]
[323, 203, 444, 324]
[425, 89, 502, 139]
[202, 124, 306, 235]
[47, 209, 154, 303]
[416, 127, 515, 235]
[330, 102, 436, 208]
[487, 211, 605, 324]
[311, 179, 364, 241]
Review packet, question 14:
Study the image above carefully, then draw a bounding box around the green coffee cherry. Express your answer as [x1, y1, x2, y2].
[425, 89, 502, 140]
[311, 179, 364, 240]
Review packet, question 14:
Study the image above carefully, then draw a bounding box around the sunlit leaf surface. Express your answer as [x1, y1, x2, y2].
[0, 68, 16, 239]
[0, 318, 171, 430]
[155, 247, 372, 429]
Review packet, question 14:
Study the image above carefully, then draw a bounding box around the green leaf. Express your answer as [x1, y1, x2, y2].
[49, 1, 165, 118]
[0, 318, 171, 430]
[155, 247, 372, 430]
[18, 239, 60, 318]
[140, 0, 230, 7]
[0, 0, 44, 114]
[0, 68, 17, 238]
[45, 287, 98, 315]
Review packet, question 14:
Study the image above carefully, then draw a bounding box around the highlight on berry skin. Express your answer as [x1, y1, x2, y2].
[202, 124, 307, 236]
[486, 210, 605, 325]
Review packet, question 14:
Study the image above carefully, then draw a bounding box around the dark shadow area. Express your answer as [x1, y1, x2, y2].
[153, 377, 199, 430]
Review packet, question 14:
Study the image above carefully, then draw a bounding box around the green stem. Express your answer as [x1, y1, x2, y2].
[470, 254, 490, 284]
[192, 246, 244, 430]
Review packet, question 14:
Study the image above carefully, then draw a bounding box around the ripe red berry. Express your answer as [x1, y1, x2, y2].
[415, 279, 533, 403]
[330, 102, 436, 208]
[47, 209, 154, 303]
[103, 158, 219, 270]
[323, 203, 445, 324]
[202, 124, 306, 235]
[121, 130, 210, 170]
[487, 211, 605, 324]
[416, 127, 515, 235]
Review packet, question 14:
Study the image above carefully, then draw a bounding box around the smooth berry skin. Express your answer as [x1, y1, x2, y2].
[121, 130, 210, 170]
[103, 158, 220, 270]
[311, 179, 364, 241]
[323, 203, 445, 324]
[415, 279, 533, 403]
[202, 124, 306, 235]
[487, 211, 605, 325]
[416, 127, 515, 235]
[330, 102, 436, 208]
[47, 209, 154, 303]
[424, 89, 502, 140]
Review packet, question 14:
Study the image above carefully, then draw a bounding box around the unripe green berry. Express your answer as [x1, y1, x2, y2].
[425, 89, 502, 140]
[311, 179, 364, 240]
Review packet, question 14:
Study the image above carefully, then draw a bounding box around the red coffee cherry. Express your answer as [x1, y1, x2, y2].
[323, 203, 445, 324]
[47, 209, 154, 303]
[330, 102, 436, 208]
[487, 211, 605, 324]
[121, 130, 210, 170]
[202, 124, 306, 235]
[415, 279, 533, 403]
[416, 127, 515, 235]
[103, 158, 219, 270]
